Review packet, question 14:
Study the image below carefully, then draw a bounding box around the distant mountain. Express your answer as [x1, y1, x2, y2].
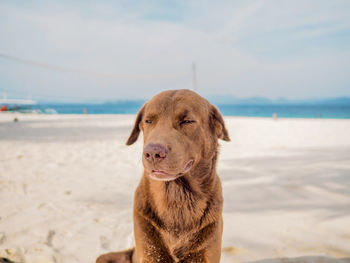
[207, 95, 350, 106]
[103, 99, 146, 106]
[206, 95, 272, 105]
[38, 95, 350, 106]
[318, 97, 350, 105]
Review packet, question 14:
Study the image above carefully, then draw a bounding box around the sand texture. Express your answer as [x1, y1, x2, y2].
[0, 114, 349, 263]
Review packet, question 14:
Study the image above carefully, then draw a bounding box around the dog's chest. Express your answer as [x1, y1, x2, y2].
[160, 228, 191, 256]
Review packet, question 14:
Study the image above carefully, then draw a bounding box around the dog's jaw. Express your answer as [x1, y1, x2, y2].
[147, 160, 193, 181]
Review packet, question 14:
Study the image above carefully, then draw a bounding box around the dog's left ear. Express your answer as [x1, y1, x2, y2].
[209, 105, 230, 141]
[126, 104, 146, 145]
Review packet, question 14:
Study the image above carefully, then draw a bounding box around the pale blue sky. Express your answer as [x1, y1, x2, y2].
[0, 0, 349, 102]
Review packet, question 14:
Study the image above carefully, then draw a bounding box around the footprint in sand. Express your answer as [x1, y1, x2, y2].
[100, 236, 110, 250]
[0, 233, 5, 245]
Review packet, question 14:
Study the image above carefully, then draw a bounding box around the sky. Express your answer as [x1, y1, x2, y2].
[0, 0, 350, 102]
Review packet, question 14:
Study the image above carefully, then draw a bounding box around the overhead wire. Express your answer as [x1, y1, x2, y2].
[0, 53, 190, 80]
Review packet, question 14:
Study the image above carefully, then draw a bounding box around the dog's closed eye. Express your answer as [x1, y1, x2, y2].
[180, 120, 195, 125]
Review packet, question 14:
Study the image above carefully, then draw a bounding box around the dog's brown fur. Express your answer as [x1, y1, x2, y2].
[96, 89, 230, 263]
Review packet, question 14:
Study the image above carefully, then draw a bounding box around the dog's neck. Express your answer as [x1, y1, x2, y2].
[143, 154, 222, 234]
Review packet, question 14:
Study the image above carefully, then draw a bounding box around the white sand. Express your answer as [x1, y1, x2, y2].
[0, 113, 349, 263]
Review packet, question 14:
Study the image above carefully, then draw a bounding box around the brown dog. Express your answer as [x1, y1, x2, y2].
[96, 89, 230, 263]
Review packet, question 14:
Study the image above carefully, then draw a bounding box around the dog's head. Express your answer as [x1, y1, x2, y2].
[126, 89, 230, 181]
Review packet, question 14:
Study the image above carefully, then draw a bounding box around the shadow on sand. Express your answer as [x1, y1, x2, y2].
[245, 256, 350, 263]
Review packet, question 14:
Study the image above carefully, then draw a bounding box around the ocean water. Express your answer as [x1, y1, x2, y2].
[217, 104, 350, 119]
[39, 101, 144, 115]
[36, 102, 350, 119]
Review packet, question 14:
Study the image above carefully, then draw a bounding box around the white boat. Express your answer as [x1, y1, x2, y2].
[0, 98, 37, 105]
[1, 91, 37, 112]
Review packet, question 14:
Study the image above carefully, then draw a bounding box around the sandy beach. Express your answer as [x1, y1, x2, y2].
[0, 113, 349, 263]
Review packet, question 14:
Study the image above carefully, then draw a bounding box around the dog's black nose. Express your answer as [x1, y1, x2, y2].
[143, 143, 167, 163]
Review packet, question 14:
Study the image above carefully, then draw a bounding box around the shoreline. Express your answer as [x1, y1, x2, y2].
[1, 112, 350, 121]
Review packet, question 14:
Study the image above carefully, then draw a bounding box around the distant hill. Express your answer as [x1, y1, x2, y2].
[38, 96, 350, 106]
[207, 95, 272, 105]
[207, 95, 350, 106]
[317, 97, 350, 105]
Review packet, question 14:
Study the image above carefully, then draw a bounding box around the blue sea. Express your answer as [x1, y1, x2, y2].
[36, 101, 350, 119]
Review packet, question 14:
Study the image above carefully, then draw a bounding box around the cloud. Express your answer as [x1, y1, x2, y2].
[0, 0, 349, 101]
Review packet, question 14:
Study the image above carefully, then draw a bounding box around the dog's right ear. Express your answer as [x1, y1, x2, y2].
[126, 104, 146, 145]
